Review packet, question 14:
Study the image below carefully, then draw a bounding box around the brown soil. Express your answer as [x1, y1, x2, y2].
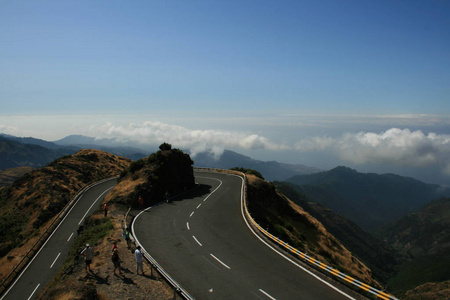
[37, 205, 176, 300]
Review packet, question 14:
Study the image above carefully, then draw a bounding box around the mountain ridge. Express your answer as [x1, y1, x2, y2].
[286, 166, 450, 231]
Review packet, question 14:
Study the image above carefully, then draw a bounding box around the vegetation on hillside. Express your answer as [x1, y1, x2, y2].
[275, 181, 401, 284]
[0, 150, 130, 279]
[230, 167, 264, 179]
[245, 174, 378, 287]
[106, 143, 195, 207]
[376, 197, 450, 296]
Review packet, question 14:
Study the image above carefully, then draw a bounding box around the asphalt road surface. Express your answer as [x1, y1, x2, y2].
[133, 171, 357, 300]
[1, 178, 117, 300]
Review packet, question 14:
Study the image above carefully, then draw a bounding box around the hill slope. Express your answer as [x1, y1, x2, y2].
[286, 166, 450, 231]
[377, 198, 450, 297]
[0, 135, 74, 169]
[246, 175, 379, 287]
[275, 182, 400, 283]
[0, 150, 131, 280]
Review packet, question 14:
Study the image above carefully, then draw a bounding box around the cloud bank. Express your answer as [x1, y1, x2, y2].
[93, 121, 288, 158]
[295, 128, 450, 175]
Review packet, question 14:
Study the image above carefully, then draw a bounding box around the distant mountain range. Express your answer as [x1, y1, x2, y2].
[192, 149, 321, 181]
[0, 135, 73, 169]
[285, 166, 450, 231]
[0, 134, 320, 181]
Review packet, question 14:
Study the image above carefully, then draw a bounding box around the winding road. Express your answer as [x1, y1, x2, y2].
[1, 178, 117, 300]
[133, 171, 357, 300]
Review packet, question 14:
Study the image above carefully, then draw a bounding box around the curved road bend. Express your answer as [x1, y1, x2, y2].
[133, 171, 356, 300]
[1, 178, 117, 300]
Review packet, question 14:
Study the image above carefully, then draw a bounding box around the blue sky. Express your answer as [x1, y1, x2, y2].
[1, 1, 450, 184]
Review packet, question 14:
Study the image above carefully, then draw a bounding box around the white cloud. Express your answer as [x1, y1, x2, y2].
[92, 121, 288, 158]
[295, 128, 450, 175]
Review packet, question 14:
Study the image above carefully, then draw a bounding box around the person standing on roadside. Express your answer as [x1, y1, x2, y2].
[135, 246, 144, 275]
[81, 243, 94, 275]
[111, 248, 122, 275]
[103, 203, 108, 217]
[138, 195, 144, 208]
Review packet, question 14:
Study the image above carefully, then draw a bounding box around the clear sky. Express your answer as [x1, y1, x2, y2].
[1, 1, 450, 184]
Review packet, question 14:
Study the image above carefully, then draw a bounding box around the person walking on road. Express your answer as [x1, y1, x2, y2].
[135, 246, 144, 275]
[81, 243, 94, 275]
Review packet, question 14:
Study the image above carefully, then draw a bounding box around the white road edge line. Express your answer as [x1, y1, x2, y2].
[192, 236, 203, 246]
[196, 176, 223, 202]
[196, 203, 202, 209]
[189, 211, 194, 218]
[0, 179, 116, 300]
[186, 222, 190, 230]
[27, 284, 40, 300]
[259, 289, 277, 300]
[67, 232, 74, 242]
[50, 253, 61, 269]
[210, 253, 231, 270]
[78, 187, 113, 225]
[233, 173, 357, 300]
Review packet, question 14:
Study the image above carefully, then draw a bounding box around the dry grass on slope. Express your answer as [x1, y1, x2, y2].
[0, 150, 131, 283]
[246, 174, 378, 287]
[37, 205, 174, 300]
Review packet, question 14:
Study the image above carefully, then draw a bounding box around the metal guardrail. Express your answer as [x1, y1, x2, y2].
[128, 191, 197, 300]
[0, 176, 118, 296]
[127, 167, 399, 300]
[233, 170, 399, 300]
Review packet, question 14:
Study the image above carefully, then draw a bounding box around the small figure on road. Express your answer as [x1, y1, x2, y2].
[103, 203, 108, 217]
[81, 243, 94, 275]
[111, 248, 122, 275]
[135, 246, 144, 275]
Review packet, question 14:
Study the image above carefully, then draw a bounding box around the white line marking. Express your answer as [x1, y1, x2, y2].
[78, 187, 113, 225]
[0, 179, 116, 300]
[196, 176, 223, 203]
[50, 253, 61, 268]
[27, 284, 40, 300]
[189, 211, 194, 218]
[196, 203, 202, 209]
[67, 232, 74, 242]
[186, 222, 190, 230]
[235, 173, 357, 300]
[259, 289, 277, 300]
[192, 236, 203, 246]
[210, 253, 231, 269]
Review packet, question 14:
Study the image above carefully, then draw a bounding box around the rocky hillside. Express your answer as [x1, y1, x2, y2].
[105, 143, 195, 207]
[246, 175, 379, 288]
[0, 150, 131, 280]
